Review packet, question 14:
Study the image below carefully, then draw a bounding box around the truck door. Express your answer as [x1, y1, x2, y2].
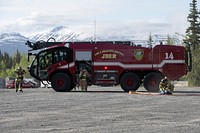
[75, 51, 92, 84]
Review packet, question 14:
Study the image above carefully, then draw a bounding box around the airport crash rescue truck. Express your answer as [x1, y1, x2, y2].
[26, 38, 191, 92]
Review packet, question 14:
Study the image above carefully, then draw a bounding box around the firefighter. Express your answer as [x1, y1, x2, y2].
[159, 77, 174, 95]
[14, 66, 26, 92]
[45, 55, 52, 68]
[79, 67, 90, 91]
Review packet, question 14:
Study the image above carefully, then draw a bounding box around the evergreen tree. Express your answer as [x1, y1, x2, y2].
[7, 56, 12, 69]
[0, 60, 5, 71]
[167, 35, 172, 45]
[147, 33, 153, 48]
[185, 0, 200, 51]
[166, 35, 179, 45]
[3, 52, 10, 69]
[16, 49, 21, 64]
[185, 0, 200, 86]
[0, 60, 6, 78]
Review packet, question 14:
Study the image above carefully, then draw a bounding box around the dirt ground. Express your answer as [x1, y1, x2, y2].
[0, 86, 200, 133]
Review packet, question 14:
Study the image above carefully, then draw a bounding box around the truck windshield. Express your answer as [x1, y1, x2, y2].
[29, 47, 73, 81]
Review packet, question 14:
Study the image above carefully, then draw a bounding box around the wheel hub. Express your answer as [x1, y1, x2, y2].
[127, 79, 134, 86]
[150, 79, 157, 86]
[56, 78, 64, 87]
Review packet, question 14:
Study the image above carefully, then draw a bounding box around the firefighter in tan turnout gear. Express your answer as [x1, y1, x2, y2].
[159, 77, 174, 95]
[79, 67, 90, 91]
[14, 66, 26, 92]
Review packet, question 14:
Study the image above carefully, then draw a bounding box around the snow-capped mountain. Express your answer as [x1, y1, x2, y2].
[29, 26, 142, 42]
[29, 26, 184, 45]
[29, 26, 82, 42]
[0, 32, 27, 43]
[0, 26, 184, 55]
[0, 32, 29, 55]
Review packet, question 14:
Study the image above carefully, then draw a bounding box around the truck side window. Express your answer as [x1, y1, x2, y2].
[53, 49, 68, 63]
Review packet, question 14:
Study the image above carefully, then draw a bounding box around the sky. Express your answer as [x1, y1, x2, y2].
[0, 0, 199, 37]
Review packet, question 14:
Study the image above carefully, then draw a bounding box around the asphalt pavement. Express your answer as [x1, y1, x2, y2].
[0, 86, 200, 133]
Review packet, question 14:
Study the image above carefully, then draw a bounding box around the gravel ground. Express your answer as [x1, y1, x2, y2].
[0, 86, 200, 133]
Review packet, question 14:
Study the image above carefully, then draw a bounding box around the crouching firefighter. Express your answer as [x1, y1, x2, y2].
[14, 66, 26, 92]
[79, 68, 90, 91]
[159, 77, 174, 95]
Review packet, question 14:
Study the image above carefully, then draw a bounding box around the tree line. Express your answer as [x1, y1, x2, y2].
[0, 50, 31, 78]
[184, 0, 200, 86]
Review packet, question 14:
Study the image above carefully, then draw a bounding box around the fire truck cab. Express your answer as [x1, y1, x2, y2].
[26, 39, 191, 92]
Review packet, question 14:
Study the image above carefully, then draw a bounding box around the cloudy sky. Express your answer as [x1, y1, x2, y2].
[0, 0, 198, 37]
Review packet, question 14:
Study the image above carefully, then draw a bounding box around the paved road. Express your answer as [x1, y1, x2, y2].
[0, 86, 200, 133]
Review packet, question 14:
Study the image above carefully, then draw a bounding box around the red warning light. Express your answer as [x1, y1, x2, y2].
[104, 66, 108, 70]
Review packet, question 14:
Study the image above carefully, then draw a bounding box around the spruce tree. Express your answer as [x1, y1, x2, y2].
[185, 0, 200, 51]
[185, 0, 200, 86]
[147, 33, 153, 48]
[16, 49, 21, 64]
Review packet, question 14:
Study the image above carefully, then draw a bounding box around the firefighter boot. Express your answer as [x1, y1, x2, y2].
[15, 84, 18, 92]
[19, 87, 23, 92]
[82, 80, 88, 91]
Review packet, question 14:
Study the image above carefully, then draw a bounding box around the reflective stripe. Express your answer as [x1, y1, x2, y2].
[94, 60, 185, 69]
[58, 62, 75, 69]
[58, 60, 185, 69]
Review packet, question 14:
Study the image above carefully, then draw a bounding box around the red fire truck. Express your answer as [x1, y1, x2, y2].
[26, 38, 191, 92]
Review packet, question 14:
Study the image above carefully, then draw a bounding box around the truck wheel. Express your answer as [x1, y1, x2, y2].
[144, 72, 163, 92]
[120, 73, 140, 92]
[51, 73, 71, 92]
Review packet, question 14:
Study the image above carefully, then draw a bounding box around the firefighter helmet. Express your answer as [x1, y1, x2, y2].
[161, 77, 168, 83]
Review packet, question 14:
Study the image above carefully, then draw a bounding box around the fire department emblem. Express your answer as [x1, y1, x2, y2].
[133, 49, 144, 61]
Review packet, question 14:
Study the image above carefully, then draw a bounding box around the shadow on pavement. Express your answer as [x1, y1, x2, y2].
[174, 90, 200, 93]
[70, 90, 126, 93]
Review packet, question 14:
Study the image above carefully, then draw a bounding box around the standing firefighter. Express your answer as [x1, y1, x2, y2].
[14, 66, 26, 92]
[79, 67, 90, 91]
[159, 77, 174, 95]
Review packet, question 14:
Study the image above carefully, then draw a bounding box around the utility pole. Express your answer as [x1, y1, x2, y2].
[94, 18, 96, 41]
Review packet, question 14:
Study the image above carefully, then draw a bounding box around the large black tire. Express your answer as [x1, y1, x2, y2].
[120, 73, 140, 92]
[143, 72, 163, 92]
[51, 73, 71, 92]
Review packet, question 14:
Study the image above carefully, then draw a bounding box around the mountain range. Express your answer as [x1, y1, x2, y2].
[0, 32, 29, 55]
[0, 26, 184, 55]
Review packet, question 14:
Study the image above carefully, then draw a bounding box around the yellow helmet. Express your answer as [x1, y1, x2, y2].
[161, 77, 168, 83]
